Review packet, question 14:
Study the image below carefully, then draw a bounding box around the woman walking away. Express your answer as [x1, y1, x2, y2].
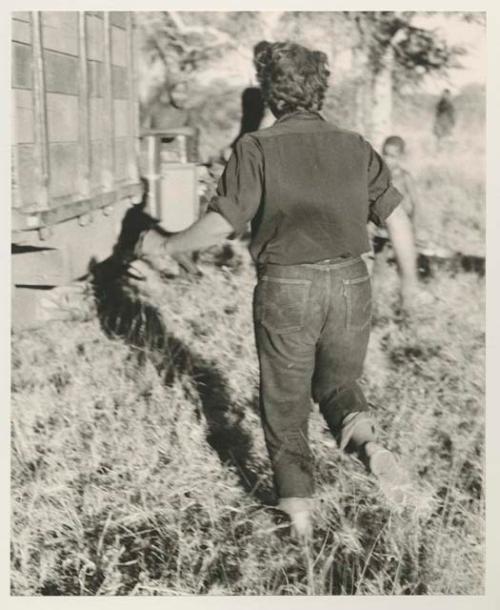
[135, 41, 421, 542]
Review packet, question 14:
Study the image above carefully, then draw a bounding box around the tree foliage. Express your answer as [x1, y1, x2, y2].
[350, 12, 466, 86]
[135, 11, 477, 152]
[136, 12, 232, 106]
[137, 11, 468, 102]
[139, 12, 231, 74]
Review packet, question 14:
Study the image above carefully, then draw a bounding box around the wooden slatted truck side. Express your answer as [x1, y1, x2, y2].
[11, 11, 144, 328]
[13, 13, 484, 330]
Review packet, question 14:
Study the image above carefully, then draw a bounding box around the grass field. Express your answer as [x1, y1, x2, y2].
[10, 94, 485, 596]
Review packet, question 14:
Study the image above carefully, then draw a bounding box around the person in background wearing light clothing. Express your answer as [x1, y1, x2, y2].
[367, 135, 421, 274]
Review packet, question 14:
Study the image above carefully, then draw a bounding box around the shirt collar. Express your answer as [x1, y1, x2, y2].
[275, 109, 326, 124]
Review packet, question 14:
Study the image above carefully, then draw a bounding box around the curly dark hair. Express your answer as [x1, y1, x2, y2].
[253, 41, 330, 117]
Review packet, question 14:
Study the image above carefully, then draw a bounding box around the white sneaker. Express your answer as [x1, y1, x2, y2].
[289, 510, 313, 542]
[368, 445, 411, 506]
[278, 497, 314, 543]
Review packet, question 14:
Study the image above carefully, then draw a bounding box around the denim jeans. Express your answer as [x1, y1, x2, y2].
[253, 256, 372, 500]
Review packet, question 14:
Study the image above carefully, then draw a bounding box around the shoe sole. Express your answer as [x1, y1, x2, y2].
[370, 449, 411, 506]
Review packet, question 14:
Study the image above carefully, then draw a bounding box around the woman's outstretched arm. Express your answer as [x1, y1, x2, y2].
[139, 211, 234, 261]
[384, 204, 420, 310]
[138, 134, 263, 264]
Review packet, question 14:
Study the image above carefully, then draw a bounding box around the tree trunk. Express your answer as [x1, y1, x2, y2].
[370, 44, 395, 150]
[351, 15, 373, 139]
[352, 45, 372, 137]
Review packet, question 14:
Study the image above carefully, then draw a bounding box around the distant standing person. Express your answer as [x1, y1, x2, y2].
[144, 81, 199, 163]
[220, 85, 275, 164]
[144, 81, 191, 130]
[218, 42, 281, 163]
[433, 88, 456, 146]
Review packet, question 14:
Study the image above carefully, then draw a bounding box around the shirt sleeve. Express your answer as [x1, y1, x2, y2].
[364, 140, 403, 227]
[207, 134, 264, 236]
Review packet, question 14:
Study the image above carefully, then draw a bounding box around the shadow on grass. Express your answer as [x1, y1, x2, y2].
[89, 249, 273, 508]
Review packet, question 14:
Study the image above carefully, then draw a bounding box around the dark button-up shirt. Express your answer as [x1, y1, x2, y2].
[209, 110, 402, 265]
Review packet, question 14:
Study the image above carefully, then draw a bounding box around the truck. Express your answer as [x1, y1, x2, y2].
[11, 11, 200, 329]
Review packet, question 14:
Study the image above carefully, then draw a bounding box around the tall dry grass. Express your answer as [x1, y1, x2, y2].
[11, 90, 485, 596]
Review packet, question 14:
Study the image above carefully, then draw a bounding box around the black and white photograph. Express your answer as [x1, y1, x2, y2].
[7, 6, 493, 600]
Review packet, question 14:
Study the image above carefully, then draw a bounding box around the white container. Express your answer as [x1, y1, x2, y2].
[158, 162, 199, 232]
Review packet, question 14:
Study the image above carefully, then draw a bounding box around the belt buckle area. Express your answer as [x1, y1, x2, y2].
[318, 255, 351, 265]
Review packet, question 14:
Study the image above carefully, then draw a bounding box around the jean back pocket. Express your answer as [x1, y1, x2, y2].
[342, 274, 372, 331]
[256, 277, 311, 334]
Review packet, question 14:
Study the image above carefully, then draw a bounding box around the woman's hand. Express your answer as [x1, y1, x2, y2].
[400, 279, 435, 317]
[385, 205, 436, 317]
[136, 211, 233, 261]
